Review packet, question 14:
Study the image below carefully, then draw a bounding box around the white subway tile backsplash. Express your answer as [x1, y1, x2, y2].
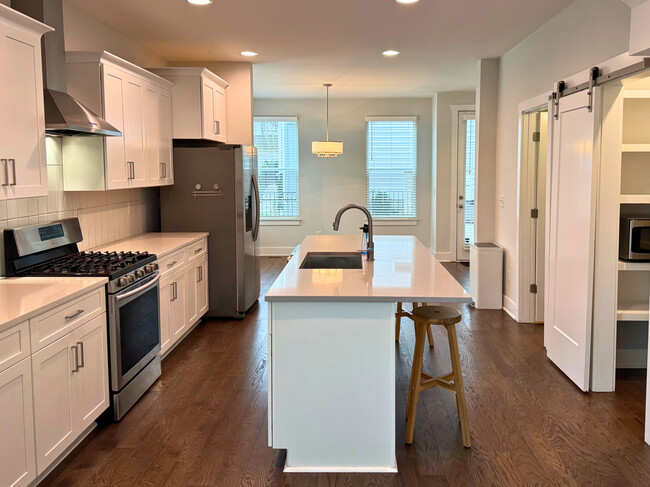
[0, 201, 6, 221]
[17, 199, 29, 218]
[6, 200, 17, 219]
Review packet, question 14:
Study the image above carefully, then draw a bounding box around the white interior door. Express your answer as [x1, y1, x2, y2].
[456, 111, 476, 261]
[545, 90, 598, 392]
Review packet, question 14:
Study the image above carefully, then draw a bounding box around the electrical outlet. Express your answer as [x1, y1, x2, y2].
[498, 194, 505, 208]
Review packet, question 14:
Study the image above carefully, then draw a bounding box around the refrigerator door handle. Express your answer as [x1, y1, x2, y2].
[252, 173, 260, 241]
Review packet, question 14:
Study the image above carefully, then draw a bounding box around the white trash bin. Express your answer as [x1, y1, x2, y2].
[469, 243, 503, 309]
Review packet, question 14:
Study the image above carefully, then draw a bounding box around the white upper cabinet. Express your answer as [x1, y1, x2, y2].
[149, 67, 229, 143]
[63, 51, 174, 191]
[0, 5, 52, 201]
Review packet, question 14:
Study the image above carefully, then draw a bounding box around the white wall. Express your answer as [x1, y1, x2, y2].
[431, 91, 476, 259]
[495, 0, 631, 315]
[62, 1, 167, 67]
[254, 98, 432, 255]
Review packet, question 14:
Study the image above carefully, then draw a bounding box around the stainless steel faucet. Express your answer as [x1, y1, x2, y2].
[332, 204, 374, 261]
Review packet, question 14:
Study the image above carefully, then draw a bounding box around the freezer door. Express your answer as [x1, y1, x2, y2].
[242, 146, 261, 310]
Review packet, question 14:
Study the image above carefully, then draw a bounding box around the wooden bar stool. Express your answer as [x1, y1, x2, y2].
[405, 305, 471, 448]
[395, 302, 434, 347]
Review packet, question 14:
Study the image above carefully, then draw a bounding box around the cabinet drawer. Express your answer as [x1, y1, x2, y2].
[30, 288, 106, 352]
[0, 321, 30, 373]
[186, 238, 208, 262]
[159, 249, 185, 276]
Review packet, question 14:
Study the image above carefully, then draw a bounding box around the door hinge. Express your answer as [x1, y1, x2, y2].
[530, 284, 538, 294]
[532, 131, 540, 142]
[531, 208, 539, 219]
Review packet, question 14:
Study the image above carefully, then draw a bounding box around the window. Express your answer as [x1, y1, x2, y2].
[366, 117, 417, 218]
[463, 115, 476, 245]
[253, 117, 300, 219]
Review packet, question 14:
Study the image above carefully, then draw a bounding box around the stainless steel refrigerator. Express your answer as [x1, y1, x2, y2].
[161, 143, 260, 318]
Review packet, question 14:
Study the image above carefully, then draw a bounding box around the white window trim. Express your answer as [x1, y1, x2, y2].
[260, 218, 302, 226]
[365, 116, 419, 219]
[254, 116, 300, 220]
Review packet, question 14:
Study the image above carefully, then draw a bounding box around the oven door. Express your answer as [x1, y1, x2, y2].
[108, 272, 161, 392]
[630, 220, 650, 260]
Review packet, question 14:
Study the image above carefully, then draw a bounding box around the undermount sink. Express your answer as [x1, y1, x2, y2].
[299, 252, 363, 270]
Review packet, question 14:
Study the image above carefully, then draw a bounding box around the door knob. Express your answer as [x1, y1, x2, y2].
[459, 195, 464, 200]
[459, 204, 464, 209]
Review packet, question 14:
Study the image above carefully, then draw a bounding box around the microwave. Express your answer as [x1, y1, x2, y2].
[620, 217, 650, 261]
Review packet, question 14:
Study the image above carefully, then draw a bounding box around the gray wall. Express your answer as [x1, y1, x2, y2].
[254, 97, 432, 255]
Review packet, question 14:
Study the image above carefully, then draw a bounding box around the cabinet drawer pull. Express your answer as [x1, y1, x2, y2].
[71, 345, 79, 373]
[77, 341, 85, 368]
[1, 159, 8, 187]
[194, 248, 203, 254]
[65, 309, 84, 320]
[9, 159, 16, 186]
[167, 261, 178, 268]
[197, 265, 202, 283]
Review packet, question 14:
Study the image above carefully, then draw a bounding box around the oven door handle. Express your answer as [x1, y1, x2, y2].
[116, 273, 161, 302]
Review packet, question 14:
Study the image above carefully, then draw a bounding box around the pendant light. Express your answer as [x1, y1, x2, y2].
[312, 83, 343, 158]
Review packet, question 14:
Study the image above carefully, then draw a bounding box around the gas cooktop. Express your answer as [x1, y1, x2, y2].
[24, 250, 157, 278]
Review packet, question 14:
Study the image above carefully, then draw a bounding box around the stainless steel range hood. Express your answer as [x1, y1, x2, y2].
[12, 0, 121, 137]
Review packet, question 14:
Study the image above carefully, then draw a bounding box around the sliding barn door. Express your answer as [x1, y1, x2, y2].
[545, 90, 599, 392]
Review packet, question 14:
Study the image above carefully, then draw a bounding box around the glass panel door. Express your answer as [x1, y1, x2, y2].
[456, 112, 476, 261]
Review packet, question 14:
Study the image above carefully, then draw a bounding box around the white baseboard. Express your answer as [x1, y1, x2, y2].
[259, 246, 294, 257]
[503, 295, 518, 321]
[616, 348, 648, 369]
[434, 251, 453, 262]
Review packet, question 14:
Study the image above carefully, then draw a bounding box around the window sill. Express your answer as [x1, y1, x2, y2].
[373, 219, 419, 226]
[260, 219, 302, 226]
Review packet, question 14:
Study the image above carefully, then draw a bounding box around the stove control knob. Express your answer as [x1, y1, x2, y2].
[127, 274, 136, 284]
[152, 262, 159, 271]
[144, 264, 153, 273]
[135, 269, 145, 279]
[117, 277, 127, 287]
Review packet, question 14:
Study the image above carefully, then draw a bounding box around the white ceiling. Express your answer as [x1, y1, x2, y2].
[65, 0, 575, 98]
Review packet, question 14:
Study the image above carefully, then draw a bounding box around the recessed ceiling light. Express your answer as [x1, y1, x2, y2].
[383, 50, 400, 56]
[240, 51, 258, 57]
[395, 0, 419, 3]
[187, 0, 212, 5]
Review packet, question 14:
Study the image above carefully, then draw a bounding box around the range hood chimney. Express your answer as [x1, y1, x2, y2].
[12, 0, 121, 136]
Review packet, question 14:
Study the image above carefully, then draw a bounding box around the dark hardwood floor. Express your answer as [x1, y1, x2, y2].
[40, 257, 649, 487]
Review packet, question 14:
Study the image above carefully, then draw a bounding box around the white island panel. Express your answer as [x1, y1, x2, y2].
[270, 300, 396, 472]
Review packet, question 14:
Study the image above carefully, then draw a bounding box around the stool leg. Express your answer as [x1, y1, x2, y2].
[446, 323, 471, 448]
[426, 325, 435, 348]
[395, 302, 403, 342]
[406, 321, 426, 444]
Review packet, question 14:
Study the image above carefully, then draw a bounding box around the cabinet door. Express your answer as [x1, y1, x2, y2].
[32, 334, 75, 474]
[201, 80, 217, 141]
[213, 88, 227, 143]
[0, 359, 36, 487]
[103, 65, 129, 189]
[197, 258, 209, 318]
[143, 84, 160, 186]
[124, 75, 146, 186]
[186, 264, 198, 326]
[170, 273, 187, 341]
[159, 278, 172, 355]
[0, 23, 47, 198]
[71, 315, 109, 432]
[158, 90, 173, 185]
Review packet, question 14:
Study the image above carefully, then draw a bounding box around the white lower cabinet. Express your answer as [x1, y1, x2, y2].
[0, 358, 36, 487]
[158, 238, 209, 357]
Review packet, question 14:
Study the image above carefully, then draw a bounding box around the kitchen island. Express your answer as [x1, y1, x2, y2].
[265, 235, 471, 473]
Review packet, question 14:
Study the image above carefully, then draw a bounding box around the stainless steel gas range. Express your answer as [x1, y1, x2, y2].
[3, 218, 161, 420]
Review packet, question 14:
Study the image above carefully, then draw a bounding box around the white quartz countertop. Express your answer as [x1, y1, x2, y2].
[93, 232, 209, 259]
[265, 235, 472, 303]
[0, 277, 107, 332]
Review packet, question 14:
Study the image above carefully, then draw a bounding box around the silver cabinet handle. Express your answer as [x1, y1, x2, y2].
[9, 159, 16, 186]
[216, 121, 220, 135]
[194, 248, 203, 254]
[197, 265, 203, 283]
[171, 281, 178, 301]
[65, 309, 84, 320]
[71, 345, 79, 373]
[160, 162, 164, 178]
[167, 261, 178, 268]
[77, 341, 85, 368]
[127, 161, 135, 180]
[213, 120, 218, 134]
[1, 159, 8, 187]
[163, 163, 167, 179]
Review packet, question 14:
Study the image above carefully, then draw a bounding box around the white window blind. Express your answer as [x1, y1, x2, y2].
[253, 117, 299, 218]
[366, 117, 417, 218]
